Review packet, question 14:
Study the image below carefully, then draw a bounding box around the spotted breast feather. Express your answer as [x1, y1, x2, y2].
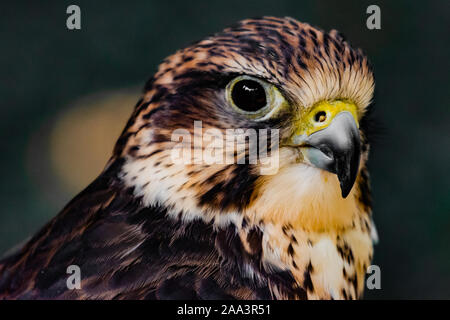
[0, 16, 376, 300]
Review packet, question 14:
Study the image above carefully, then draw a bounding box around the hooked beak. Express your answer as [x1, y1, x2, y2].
[289, 101, 361, 198]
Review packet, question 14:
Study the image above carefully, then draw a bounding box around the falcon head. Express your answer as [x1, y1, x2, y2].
[114, 16, 374, 232]
[0, 16, 376, 301]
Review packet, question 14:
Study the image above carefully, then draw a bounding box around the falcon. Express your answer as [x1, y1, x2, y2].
[0, 16, 376, 300]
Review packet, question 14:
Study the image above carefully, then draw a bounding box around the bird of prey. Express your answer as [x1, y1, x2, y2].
[0, 16, 376, 300]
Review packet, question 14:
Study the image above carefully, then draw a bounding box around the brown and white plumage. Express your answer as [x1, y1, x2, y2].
[0, 16, 376, 300]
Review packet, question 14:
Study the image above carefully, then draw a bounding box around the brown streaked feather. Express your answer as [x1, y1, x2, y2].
[0, 160, 304, 300]
[0, 16, 375, 300]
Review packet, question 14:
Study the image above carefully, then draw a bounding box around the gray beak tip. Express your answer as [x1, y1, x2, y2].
[301, 112, 361, 199]
[339, 178, 353, 198]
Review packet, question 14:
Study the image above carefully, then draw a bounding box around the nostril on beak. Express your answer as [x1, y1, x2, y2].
[314, 111, 327, 123]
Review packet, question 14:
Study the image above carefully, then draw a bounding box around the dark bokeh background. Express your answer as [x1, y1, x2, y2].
[0, 1, 449, 299]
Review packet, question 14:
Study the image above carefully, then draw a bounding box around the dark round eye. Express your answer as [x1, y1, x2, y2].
[231, 80, 267, 112]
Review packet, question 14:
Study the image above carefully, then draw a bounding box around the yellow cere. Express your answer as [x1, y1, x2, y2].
[295, 100, 359, 137]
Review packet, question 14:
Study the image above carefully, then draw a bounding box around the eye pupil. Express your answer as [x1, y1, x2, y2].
[231, 80, 267, 112]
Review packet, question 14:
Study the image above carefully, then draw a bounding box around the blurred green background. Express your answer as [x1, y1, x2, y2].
[0, 1, 449, 299]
